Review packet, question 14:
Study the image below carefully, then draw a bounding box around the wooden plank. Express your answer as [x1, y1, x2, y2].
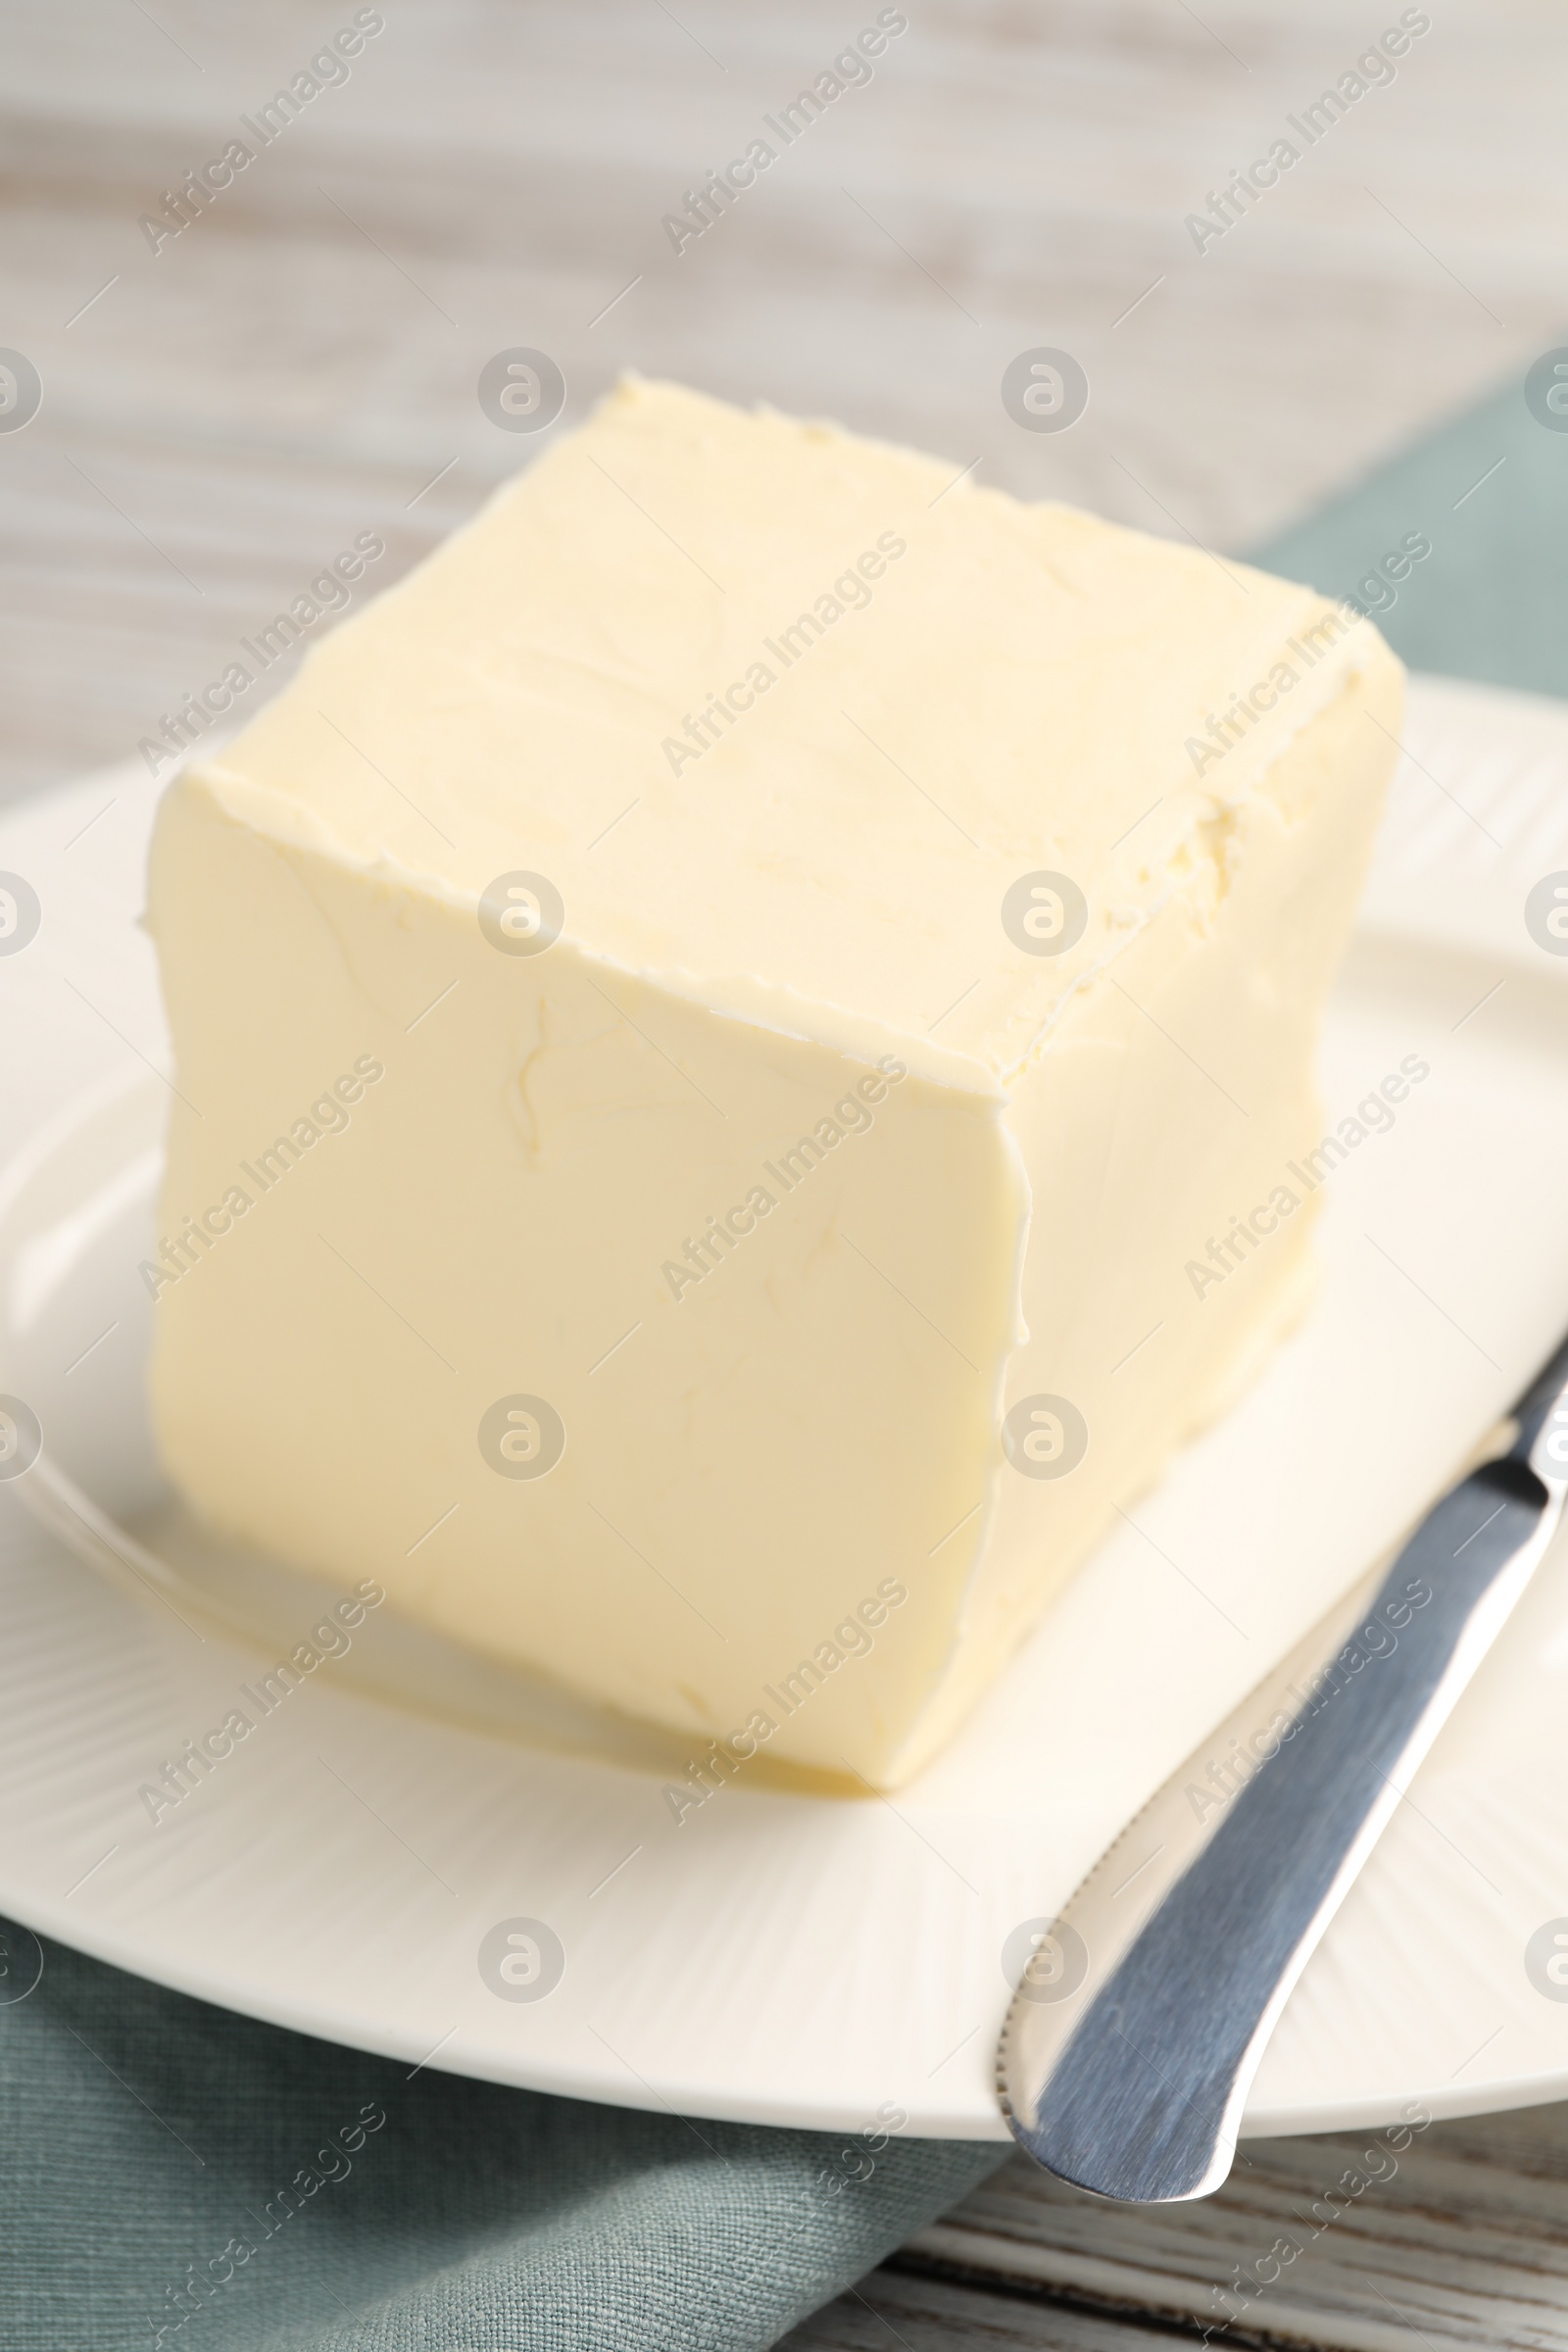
[784, 2260, 1172, 2348]
[883, 2107, 1568, 2349]
[791, 2101, 1568, 2346]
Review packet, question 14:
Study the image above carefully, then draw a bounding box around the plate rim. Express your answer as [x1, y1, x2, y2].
[5, 673, 1568, 2142]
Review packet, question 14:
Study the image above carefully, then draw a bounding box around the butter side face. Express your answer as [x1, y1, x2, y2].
[145, 379, 1401, 1786]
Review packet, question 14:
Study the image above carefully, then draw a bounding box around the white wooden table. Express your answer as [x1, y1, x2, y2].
[788, 2105, 1568, 2346]
[6, 2, 1568, 2339]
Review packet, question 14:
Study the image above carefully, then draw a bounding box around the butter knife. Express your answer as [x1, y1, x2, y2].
[998, 1330, 1568, 2203]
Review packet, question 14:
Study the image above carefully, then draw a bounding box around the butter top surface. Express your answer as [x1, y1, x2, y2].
[192, 377, 1379, 1084]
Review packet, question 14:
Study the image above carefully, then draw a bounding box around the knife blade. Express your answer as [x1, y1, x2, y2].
[997, 1330, 1568, 2204]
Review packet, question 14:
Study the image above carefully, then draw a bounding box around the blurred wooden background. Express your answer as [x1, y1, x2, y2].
[6, 4, 1568, 2343]
[3, 0, 1566, 805]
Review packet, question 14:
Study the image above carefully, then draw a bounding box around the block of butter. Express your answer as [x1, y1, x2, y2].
[145, 379, 1400, 1788]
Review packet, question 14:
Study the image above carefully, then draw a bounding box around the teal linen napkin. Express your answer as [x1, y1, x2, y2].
[0, 1930, 1004, 2348]
[6, 353, 1565, 2351]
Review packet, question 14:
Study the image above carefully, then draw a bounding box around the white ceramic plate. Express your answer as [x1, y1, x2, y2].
[4, 672, 1568, 2142]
